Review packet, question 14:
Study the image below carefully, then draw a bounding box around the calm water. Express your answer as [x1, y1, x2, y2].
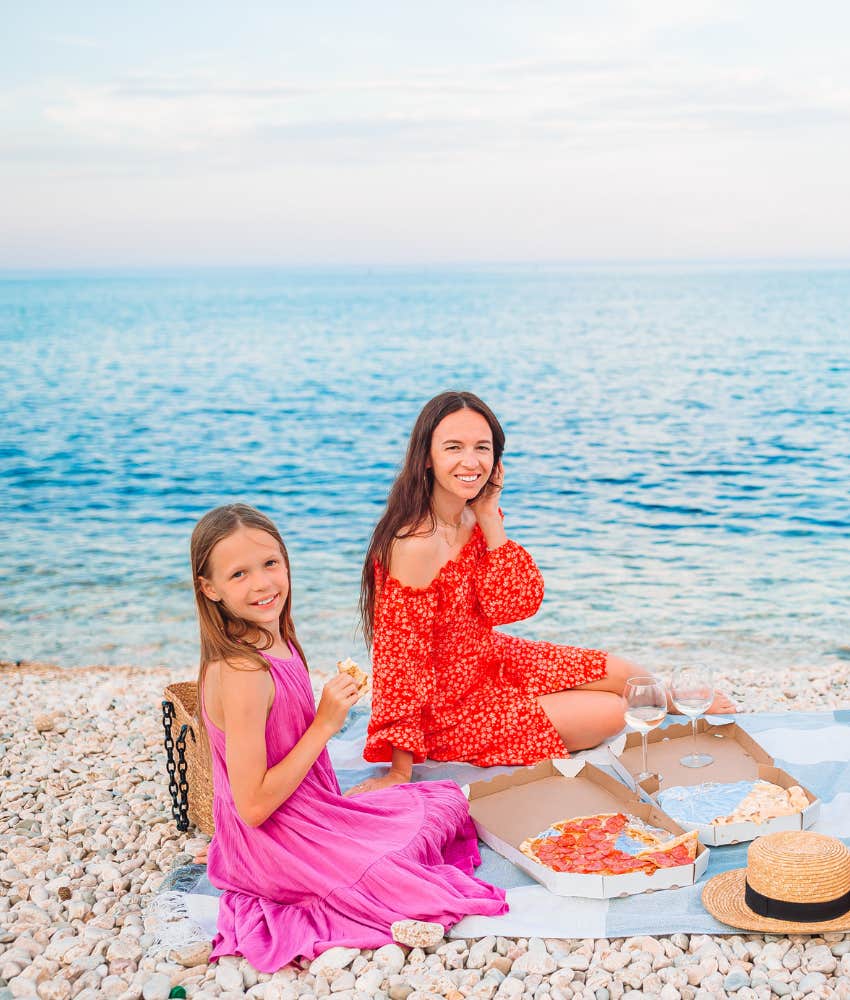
[2, 267, 849, 676]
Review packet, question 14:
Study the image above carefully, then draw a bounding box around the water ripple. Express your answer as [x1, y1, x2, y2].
[1, 267, 849, 672]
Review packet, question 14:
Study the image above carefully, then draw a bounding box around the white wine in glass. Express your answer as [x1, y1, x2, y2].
[671, 665, 715, 768]
[623, 676, 668, 781]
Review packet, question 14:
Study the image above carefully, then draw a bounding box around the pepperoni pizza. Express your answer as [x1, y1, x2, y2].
[519, 812, 699, 876]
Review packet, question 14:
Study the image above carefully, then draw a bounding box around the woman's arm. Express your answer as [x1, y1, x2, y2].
[469, 463, 544, 624]
[471, 460, 507, 550]
[473, 539, 545, 625]
[221, 662, 358, 827]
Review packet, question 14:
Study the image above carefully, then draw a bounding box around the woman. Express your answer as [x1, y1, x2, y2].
[352, 391, 734, 795]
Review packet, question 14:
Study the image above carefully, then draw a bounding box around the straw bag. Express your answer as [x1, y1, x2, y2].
[161, 682, 215, 835]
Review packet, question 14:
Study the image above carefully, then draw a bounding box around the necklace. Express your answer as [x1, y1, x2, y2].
[434, 511, 463, 545]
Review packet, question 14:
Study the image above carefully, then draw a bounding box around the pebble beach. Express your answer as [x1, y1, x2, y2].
[3, 660, 850, 1000]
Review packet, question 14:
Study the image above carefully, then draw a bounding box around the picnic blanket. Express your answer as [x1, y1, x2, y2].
[151, 709, 850, 946]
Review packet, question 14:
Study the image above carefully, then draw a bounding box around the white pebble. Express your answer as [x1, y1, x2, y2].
[170, 940, 211, 967]
[468, 937, 498, 969]
[806, 945, 838, 974]
[391, 920, 445, 950]
[496, 978, 524, 1000]
[141, 972, 173, 1000]
[355, 969, 383, 993]
[724, 968, 750, 991]
[309, 948, 361, 977]
[216, 962, 246, 992]
[512, 953, 556, 976]
[374, 945, 406, 977]
[798, 971, 828, 992]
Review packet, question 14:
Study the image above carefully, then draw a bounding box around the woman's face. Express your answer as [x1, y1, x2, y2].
[428, 408, 494, 504]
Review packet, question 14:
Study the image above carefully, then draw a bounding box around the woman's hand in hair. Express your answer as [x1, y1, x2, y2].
[470, 461, 507, 548]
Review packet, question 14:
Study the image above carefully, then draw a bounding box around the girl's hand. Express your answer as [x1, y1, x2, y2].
[470, 460, 504, 526]
[314, 674, 360, 737]
[344, 768, 410, 797]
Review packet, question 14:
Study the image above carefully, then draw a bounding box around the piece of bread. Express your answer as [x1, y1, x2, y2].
[337, 657, 369, 696]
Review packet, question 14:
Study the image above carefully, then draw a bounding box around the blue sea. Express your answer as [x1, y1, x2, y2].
[2, 266, 848, 675]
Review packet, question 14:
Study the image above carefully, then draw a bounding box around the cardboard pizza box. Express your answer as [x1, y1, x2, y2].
[465, 759, 709, 898]
[608, 719, 820, 846]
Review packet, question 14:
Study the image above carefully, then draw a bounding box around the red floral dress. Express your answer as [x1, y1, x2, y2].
[364, 524, 608, 767]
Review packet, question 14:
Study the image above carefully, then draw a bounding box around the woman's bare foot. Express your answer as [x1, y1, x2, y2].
[194, 846, 209, 864]
[344, 769, 410, 796]
[707, 691, 737, 714]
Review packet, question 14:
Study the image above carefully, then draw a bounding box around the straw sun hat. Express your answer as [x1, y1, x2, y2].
[703, 830, 850, 933]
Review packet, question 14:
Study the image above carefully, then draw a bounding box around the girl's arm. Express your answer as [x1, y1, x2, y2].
[221, 661, 358, 827]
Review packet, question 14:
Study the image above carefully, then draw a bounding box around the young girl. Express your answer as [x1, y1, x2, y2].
[353, 391, 735, 795]
[191, 503, 506, 972]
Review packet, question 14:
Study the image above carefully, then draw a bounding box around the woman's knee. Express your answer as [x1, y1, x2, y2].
[603, 653, 649, 694]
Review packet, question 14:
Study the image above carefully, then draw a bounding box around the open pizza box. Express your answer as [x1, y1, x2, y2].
[465, 759, 709, 898]
[607, 719, 820, 846]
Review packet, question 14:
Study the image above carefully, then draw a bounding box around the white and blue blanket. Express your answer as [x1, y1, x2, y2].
[157, 708, 850, 940]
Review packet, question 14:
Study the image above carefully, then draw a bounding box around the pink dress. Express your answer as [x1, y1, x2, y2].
[202, 648, 507, 972]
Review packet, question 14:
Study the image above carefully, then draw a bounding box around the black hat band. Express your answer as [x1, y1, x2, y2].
[745, 881, 850, 923]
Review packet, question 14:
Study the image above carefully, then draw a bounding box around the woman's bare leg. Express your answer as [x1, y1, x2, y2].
[537, 689, 626, 752]
[537, 653, 737, 752]
[578, 653, 737, 714]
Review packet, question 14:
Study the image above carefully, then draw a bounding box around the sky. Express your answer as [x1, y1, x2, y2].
[2, 1, 850, 267]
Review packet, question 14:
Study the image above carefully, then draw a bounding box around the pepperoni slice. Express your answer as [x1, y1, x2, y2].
[603, 814, 627, 833]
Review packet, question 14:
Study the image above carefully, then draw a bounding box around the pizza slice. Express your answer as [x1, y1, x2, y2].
[635, 829, 699, 868]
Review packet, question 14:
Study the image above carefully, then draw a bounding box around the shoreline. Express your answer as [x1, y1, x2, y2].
[2, 660, 850, 999]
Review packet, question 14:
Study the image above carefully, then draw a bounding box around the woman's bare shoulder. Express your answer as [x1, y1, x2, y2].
[389, 525, 441, 589]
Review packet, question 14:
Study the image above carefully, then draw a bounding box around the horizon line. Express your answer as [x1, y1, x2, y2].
[2, 256, 850, 279]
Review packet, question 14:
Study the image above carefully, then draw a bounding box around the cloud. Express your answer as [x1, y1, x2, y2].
[1, 49, 847, 178]
[43, 33, 102, 49]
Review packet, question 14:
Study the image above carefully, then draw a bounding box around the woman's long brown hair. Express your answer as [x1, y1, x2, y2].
[359, 391, 505, 647]
[191, 504, 307, 734]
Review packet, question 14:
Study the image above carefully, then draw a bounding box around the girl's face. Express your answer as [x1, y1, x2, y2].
[199, 526, 290, 628]
[428, 408, 494, 504]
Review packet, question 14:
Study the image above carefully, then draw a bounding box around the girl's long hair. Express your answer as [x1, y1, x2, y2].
[191, 504, 307, 734]
[359, 391, 505, 647]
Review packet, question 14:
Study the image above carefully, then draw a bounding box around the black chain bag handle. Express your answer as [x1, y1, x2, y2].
[175, 724, 191, 832]
[162, 700, 191, 831]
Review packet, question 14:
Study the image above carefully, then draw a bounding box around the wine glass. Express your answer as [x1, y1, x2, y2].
[623, 676, 668, 782]
[671, 665, 715, 768]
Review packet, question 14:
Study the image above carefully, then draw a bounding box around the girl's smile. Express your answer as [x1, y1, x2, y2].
[200, 526, 290, 629]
